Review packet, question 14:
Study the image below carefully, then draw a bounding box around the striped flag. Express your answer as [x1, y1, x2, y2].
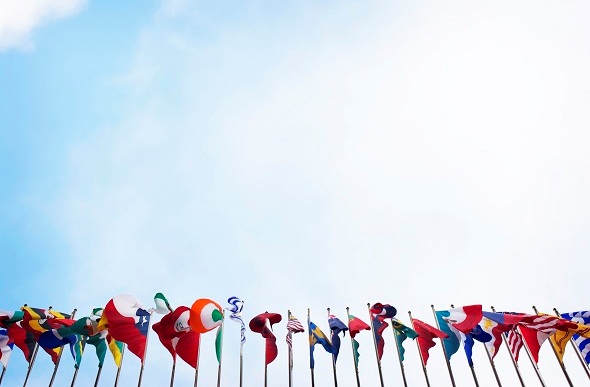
[560, 311, 590, 364]
[286, 313, 304, 369]
[226, 297, 246, 346]
[506, 327, 524, 361]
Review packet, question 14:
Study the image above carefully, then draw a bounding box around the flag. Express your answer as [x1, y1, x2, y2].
[347, 314, 370, 366]
[435, 305, 483, 361]
[249, 312, 282, 365]
[152, 306, 200, 368]
[97, 295, 151, 360]
[107, 334, 124, 367]
[561, 311, 590, 364]
[412, 318, 448, 365]
[0, 310, 24, 327]
[154, 293, 173, 315]
[7, 322, 36, 362]
[189, 299, 223, 333]
[479, 315, 512, 359]
[461, 325, 492, 366]
[370, 303, 397, 361]
[0, 328, 13, 368]
[308, 321, 333, 369]
[391, 318, 418, 362]
[286, 313, 304, 369]
[482, 311, 532, 361]
[227, 297, 246, 346]
[519, 315, 577, 363]
[328, 315, 348, 362]
[72, 335, 85, 367]
[86, 332, 107, 367]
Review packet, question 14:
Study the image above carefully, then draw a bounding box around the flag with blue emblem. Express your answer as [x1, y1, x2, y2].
[328, 315, 348, 362]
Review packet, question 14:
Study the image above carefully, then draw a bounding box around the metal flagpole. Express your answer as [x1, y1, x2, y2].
[239, 320, 244, 387]
[287, 310, 293, 387]
[449, 304, 479, 387]
[408, 311, 430, 387]
[430, 305, 456, 387]
[532, 306, 573, 386]
[490, 306, 525, 387]
[22, 304, 41, 387]
[216, 311, 225, 387]
[553, 307, 590, 379]
[0, 366, 6, 385]
[366, 303, 385, 387]
[193, 336, 201, 387]
[169, 359, 176, 387]
[113, 344, 125, 387]
[346, 307, 362, 387]
[137, 309, 154, 387]
[70, 336, 87, 387]
[390, 319, 408, 387]
[308, 309, 315, 387]
[482, 341, 502, 386]
[326, 308, 338, 387]
[518, 324, 547, 387]
[93, 364, 102, 387]
[49, 308, 78, 387]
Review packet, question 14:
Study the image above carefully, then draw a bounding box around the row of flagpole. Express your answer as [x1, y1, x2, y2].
[3, 302, 590, 387]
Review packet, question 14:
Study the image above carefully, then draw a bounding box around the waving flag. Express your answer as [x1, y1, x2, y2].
[153, 306, 200, 368]
[483, 311, 531, 361]
[154, 293, 173, 315]
[391, 318, 418, 362]
[0, 328, 13, 368]
[227, 297, 246, 346]
[0, 310, 24, 327]
[347, 313, 370, 366]
[190, 299, 223, 333]
[519, 315, 577, 363]
[479, 315, 512, 359]
[249, 312, 282, 365]
[107, 334, 124, 367]
[308, 321, 333, 369]
[328, 315, 348, 362]
[286, 313, 305, 369]
[412, 318, 448, 365]
[435, 305, 483, 360]
[461, 325, 492, 366]
[7, 322, 36, 362]
[86, 332, 108, 367]
[98, 295, 151, 360]
[560, 311, 590, 364]
[370, 303, 397, 361]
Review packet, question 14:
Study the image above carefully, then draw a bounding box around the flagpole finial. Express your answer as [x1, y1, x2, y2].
[367, 303, 370, 307]
[430, 304, 434, 308]
[346, 307, 349, 311]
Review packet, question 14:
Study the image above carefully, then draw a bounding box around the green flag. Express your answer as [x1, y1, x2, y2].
[87, 333, 107, 366]
[392, 318, 418, 361]
[215, 325, 223, 363]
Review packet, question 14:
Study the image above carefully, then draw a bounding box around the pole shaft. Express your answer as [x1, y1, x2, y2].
[169, 360, 176, 387]
[113, 344, 125, 387]
[49, 308, 78, 387]
[216, 311, 225, 387]
[490, 306, 525, 387]
[93, 365, 102, 387]
[193, 336, 201, 387]
[288, 310, 293, 387]
[408, 311, 430, 387]
[367, 303, 385, 387]
[346, 308, 362, 387]
[0, 366, 6, 386]
[308, 309, 315, 387]
[137, 310, 155, 387]
[390, 320, 408, 387]
[431, 305, 456, 387]
[482, 342, 502, 386]
[327, 308, 338, 387]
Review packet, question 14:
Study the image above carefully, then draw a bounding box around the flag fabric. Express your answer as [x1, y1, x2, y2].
[154, 293, 173, 315]
[0, 328, 13, 368]
[461, 325, 492, 366]
[189, 299, 223, 333]
[97, 295, 151, 360]
[0, 310, 24, 327]
[506, 327, 524, 362]
[249, 312, 282, 365]
[347, 314, 370, 366]
[7, 322, 36, 363]
[479, 315, 512, 359]
[370, 303, 397, 361]
[107, 334, 124, 367]
[482, 311, 533, 362]
[308, 321, 333, 369]
[72, 335, 85, 367]
[519, 315, 577, 363]
[286, 314, 305, 369]
[328, 315, 348, 362]
[561, 311, 590, 364]
[152, 306, 200, 368]
[435, 305, 483, 361]
[412, 318, 448, 365]
[391, 318, 418, 362]
[227, 297, 246, 347]
[86, 332, 107, 367]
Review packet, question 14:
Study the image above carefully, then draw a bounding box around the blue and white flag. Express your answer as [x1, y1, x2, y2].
[461, 324, 492, 366]
[227, 297, 246, 346]
[0, 328, 14, 368]
[561, 311, 590, 364]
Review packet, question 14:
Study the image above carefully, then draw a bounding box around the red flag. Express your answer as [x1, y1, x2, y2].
[152, 306, 200, 368]
[412, 318, 448, 365]
[519, 316, 577, 363]
[348, 315, 371, 338]
[249, 312, 282, 365]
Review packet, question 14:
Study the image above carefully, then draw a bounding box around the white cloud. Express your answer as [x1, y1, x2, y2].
[0, 0, 85, 50]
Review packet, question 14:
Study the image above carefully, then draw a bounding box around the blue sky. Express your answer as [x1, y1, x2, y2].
[2, 0, 590, 385]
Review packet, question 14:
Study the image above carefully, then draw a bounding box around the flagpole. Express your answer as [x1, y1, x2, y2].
[346, 307, 362, 387]
[366, 303, 385, 387]
[70, 336, 87, 387]
[113, 344, 125, 387]
[287, 310, 293, 387]
[532, 306, 573, 386]
[193, 337, 201, 387]
[137, 309, 154, 387]
[326, 308, 338, 387]
[449, 304, 479, 387]
[239, 323, 244, 387]
[216, 311, 225, 387]
[482, 341, 502, 386]
[169, 359, 176, 387]
[390, 319, 408, 387]
[408, 311, 430, 387]
[22, 304, 41, 387]
[93, 365, 102, 387]
[308, 309, 315, 387]
[489, 306, 525, 387]
[553, 307, 590, 379]
[48, 308, 78, 387]
[430, 305, 456, 387]
[0, 365, 6, 385]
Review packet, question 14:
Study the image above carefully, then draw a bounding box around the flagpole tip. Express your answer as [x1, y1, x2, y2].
[430, 304, 434, 308]
[367, 303, 370, 307]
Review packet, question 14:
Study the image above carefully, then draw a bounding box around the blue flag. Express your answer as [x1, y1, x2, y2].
[328, 315, 348, 362]
[462, 325, 492, 366]
[309, 321, 333, 369]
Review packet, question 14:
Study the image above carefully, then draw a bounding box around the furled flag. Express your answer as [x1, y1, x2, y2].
[249, 312, 282, 365]
[152, 306, 200, 368]
[97, 295, 152, 360]
[370, 303, 397, 361]
[286, 313, 305, 369]
[560, 311, 590, 364]
[391, 318, 418, 362]
[518, 314, 578, 363]
[435, 305, 483, 361]
[347, 313, 370, 366]
[107, 334, 124, 368]
[0, 328, 14, 368]
[154, 293, 173, 315]
[86, 331, 108, 367]
[227, 297, 246, 346]
[412, 318, 448, 365]
[308, 321, 333, 369]
[7, 322, 36, 363]
[190, 299, 223, 333]
[328, 315, 348, 362]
